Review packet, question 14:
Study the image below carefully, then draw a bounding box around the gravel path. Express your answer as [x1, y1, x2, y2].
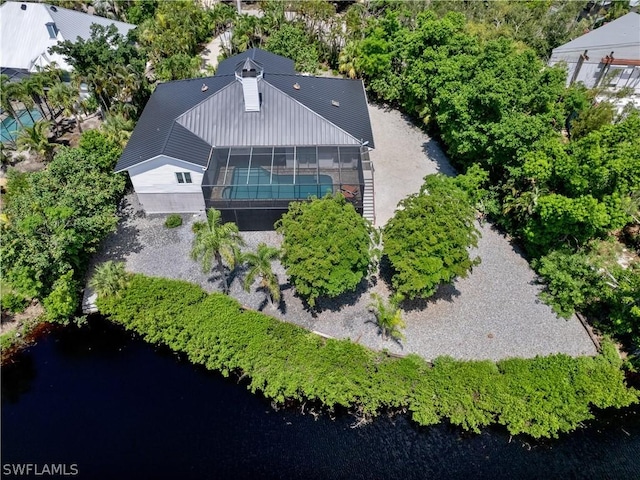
[88, 105, 597, 361]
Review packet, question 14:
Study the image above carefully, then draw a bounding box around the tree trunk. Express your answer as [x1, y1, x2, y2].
[75, 113, 83, 133]
[216, 252, 228, 292]
[10, 106, 25, 129]
[236, 0, 242, 14]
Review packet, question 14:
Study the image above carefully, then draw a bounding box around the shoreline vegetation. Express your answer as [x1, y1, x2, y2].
[97, 274, 638, 440]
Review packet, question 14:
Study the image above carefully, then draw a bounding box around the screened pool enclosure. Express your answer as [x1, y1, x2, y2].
[202, 145, 366, 230]
[203, 145, 364, 209]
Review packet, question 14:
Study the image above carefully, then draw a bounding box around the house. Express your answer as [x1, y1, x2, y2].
[549, 12, 640, 112]
[114, 49, 375, 230]
[0, 1, 134, 80]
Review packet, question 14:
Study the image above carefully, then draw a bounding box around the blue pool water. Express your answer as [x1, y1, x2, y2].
[223, 167, 334, 200]
[1, 109, 42, 143]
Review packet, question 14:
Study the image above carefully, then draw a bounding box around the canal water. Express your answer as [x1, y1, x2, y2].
[2, 317, 640, 479]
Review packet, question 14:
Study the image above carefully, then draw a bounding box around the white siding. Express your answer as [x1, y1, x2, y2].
[128, 155, 205, 194]
[137, 193, 205, 214]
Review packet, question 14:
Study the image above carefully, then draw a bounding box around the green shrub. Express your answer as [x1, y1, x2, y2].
[98, 274, 639, 439]
[164, 214, 183, 228]
[43, 271, 79, 324]
[1, 292, 29, 313]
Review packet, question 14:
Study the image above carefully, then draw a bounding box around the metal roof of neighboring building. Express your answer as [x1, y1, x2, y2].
[216, 48, 295, 76]
[552, 12, 640, 57]
[116, 50, 374, 172]
[0, 1, 134, 71]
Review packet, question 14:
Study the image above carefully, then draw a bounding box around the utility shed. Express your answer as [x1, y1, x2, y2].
[115, 49, 376, 230]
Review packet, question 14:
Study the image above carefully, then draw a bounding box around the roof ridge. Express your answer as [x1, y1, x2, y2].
[175, 79, 236, 123]
[262, 79, 362, 145]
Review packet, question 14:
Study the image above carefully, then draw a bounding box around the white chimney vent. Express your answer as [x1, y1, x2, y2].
[235, 58, 263, 112]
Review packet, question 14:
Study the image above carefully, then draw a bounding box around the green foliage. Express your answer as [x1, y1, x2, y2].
[16, 120, 55, 161]
[78, 130, 123, 171]
[265, 24, 320, 73]
[383, 174, 480, 299]
[98, 274, 638, 439]
[89, 261, 130, 299]
[43, 270, 79, 323]
[242, 243, 282, 306]
[368, 293, 405, 341]
[276, 195, 374, 308]
[164, 214, 183, 229]
[191, 209, 244, 292]
[155, 53, 202, 82]
[1, 147, 125, 306]
[1, 293, 29, 314]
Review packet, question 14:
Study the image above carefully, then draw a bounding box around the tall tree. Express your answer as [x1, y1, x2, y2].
[190, 208, 244, 293]
[242, 243, 281, 308]
[275, 194, 374, 308]
[383, 174, 481, 300]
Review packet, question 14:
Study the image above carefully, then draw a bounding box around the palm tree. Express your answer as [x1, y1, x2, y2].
[368, 293, 406, 341]
[48, 82, 82, 133]
[16, 120, 55, 161]
[191, 208, 245, 292]
[1, 75, 25, 129]
[338, 41, 360, 79]
[101, 113, 134, 147]
[89, 261, 130, 298]
[242, 243, 281, 308]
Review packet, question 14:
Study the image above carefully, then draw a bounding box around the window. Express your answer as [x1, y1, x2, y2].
[45, 22, 58, 39]
[176, 172, 192, 184]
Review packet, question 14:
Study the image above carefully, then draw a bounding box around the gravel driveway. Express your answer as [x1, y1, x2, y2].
[88, 104, 597, 361]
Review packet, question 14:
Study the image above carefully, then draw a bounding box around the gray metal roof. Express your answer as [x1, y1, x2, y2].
[115, 75, 233, 172]
[267, 73, 375, 148]
[176, 80, 361, 147]
[47, 3, 134, 42]
[116, 49, 374, 172]
[552, 12, 640, 56]
[216, 48, 295, 76]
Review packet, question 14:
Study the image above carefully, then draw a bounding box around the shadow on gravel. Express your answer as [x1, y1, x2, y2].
[99, 221, 143, 262]
[311, 277, 370, 314]
[400, 283, 462, 312]
[421, 140, 457, 177]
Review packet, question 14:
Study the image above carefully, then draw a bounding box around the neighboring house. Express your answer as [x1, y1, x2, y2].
[0, 1, 134, 79]
[549, 12, 640, 112]
[115, 49, 375, 230]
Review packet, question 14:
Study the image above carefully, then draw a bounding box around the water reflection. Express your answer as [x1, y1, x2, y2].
[2, 317, 639, 480]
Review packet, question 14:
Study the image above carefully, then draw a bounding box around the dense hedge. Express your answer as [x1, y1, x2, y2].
[98, 275, 638, 439]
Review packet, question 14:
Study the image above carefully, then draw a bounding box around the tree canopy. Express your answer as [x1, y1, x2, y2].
[276, 194, 375, 308]
[383, 174, 480, 300]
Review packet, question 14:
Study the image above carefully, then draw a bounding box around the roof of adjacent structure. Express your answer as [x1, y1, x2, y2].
[116, 50, 374, 172]
[552, 12, 640, 56]
[0, 1, 134, 71]
[216, 48, 295, 76]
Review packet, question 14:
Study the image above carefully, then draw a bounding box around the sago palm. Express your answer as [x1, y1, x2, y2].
[368, 293, 406, 341]
[242, 243, 281, 307]
[89, 261, 130, 298]
[191, 208, 244, 292]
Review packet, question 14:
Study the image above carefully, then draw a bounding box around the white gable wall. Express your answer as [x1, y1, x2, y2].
[128, 155, 206, 213]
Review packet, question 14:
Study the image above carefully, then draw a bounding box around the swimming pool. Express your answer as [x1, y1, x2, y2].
[1, 109, 42, 143]
[222, 167, 334, 200]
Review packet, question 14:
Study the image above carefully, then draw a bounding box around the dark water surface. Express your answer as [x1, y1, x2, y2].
[2, 317, 640, 480]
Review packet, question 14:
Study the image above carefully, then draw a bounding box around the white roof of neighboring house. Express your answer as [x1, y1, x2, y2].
[0, 1, 134, 72]
[551, 12, 640, 59]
